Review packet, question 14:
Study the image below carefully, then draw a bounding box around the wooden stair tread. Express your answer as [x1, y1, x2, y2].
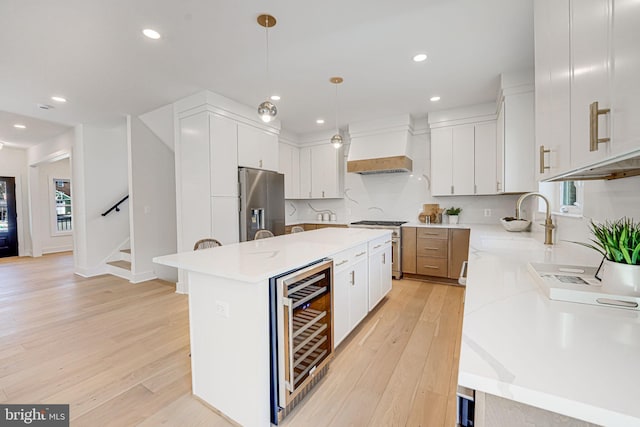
[107, 260, 132, 271]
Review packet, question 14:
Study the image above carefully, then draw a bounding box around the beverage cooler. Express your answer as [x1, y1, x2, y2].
[268, 259, 334, 424]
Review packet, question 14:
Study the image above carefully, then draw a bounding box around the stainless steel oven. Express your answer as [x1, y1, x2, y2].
[349, 220, 406, 279]
[269, 259, 334, 424]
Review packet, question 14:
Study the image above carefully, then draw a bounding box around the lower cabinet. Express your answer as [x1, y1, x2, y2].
[368, 235, 393, 310]
[402, 227, 470, 281]
[333, 245, 369, 347]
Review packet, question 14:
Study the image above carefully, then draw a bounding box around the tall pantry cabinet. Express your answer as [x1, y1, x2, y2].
[173, 91, 281, 292]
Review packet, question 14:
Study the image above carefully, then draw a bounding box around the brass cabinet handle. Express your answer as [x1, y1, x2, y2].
[355, 251, 366, 257]
[422, 265, 439, 269]
[589, 101, 611, 152]
[422, 247, 439, 250]
[335, 259, 348, 267]
[539, 145, 550, 174]
[350, 270, 355, 285]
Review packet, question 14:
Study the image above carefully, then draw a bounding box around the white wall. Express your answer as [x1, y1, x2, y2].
[35, 158, 73, 254]
[139, 103, 175, 151]
[290, 130, 520, 225]
[72, 123, 130, 276]
[0, 147, 30, 255]
[128, 116, 177, 283]
[27, 129, 74, 257]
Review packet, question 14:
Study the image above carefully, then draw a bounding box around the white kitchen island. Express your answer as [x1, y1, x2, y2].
[153, 227, 391, 427]
[461, 225, 640, 426]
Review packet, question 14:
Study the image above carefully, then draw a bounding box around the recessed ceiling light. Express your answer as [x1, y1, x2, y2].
[413, 53, 427, 62]
[143, 28, 161, 40]
[430, 96, 441, 102]
[13, 124, 26, 129]
[270, 95, 281, 101]
[51, 96, 67, 103]
[316, 119, 325, 125]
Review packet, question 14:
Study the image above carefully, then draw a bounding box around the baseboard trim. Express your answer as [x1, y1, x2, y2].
[175, 281, 189, 294]
[130, 271, 158, 284]
[74, 265, 108, 278]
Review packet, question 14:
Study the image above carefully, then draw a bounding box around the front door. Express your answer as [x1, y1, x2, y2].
[0, 177, 18, 258]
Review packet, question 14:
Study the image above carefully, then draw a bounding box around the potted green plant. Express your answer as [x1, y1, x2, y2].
[445, 207, 462, 225]
[575, 218, 640, 296]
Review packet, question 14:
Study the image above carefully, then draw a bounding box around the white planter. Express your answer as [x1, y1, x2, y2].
[449, 215, 459, 225]
[600, 260, 640, 296]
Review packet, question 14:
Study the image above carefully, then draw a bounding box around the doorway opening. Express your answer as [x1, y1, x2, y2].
[0, 176, 18, 258]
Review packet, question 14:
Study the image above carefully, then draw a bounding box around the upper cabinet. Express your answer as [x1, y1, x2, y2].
[569, 0, 612, 169]
[534, 0, 571, 180]
[431, 122, 496, 196]
[299, 144, 344, 199]
[278, 142, 300, 199]
[497, 89, 536, 193]
[535, 0, 640, 180]
[611, 0, 640, 156]
[237, 124, 279, 172]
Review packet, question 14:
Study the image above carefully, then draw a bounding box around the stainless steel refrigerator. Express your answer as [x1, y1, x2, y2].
[239, 167, 285, 241]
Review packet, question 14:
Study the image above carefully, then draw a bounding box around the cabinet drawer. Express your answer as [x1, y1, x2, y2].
[417, 228, 449, 240]
[332, 243, 367, 272]
[416, 257, 448, 277]
[368, 234, 392, 253]
[416, 238, 448, 258]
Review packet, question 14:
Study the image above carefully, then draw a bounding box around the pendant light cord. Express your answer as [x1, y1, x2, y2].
[265, 17, 270, 96]
[334, 82, 339, 134]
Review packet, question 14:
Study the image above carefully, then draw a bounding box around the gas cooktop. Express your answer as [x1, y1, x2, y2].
[350, 220, 408, 227]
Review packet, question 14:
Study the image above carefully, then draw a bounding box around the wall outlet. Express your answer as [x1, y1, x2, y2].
[215, 300, 230, 318]
[484, 209, 492, 217]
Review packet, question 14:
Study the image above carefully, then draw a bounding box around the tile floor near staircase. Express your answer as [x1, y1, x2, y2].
[0, 252, 464, 426]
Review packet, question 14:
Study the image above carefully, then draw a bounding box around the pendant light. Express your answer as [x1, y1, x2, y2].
[330, 77, 343, 148]
[257, 14, 278, 123]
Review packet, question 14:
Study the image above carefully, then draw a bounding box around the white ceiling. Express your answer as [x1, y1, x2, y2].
[0, 0, 533, 148]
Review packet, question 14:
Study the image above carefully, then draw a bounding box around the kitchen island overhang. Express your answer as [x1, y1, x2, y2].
[153, 227, 392, 427]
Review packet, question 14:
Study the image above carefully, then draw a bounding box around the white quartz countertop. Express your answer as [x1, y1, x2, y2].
[461, 225, 640, 425]
[285, 220, 349, 226]
[402, 222, 471, 229]
[153, 228, 390, 283]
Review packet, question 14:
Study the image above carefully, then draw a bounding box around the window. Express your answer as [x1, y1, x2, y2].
[0, 180, 7, 232]
[52, 178, 72, 234]
[559, 180, 583, 215]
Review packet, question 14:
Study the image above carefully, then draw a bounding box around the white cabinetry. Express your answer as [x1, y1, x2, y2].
[534, 0, 571, 180]
[333, 244, 369, 347]
[496, 92, 535, 193]
[179, 112, 239, 248]
[299, 144, 344, 199]
[611, 0, 640, 156]
[569, 0, 612, 169]
[431, 122, 496, 196]
[237, 124, 279, 171]
[278, 142, 300, 199]
[368, 235, 392, 311]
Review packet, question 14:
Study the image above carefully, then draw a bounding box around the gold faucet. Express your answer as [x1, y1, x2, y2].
[515, 192, 555, 245]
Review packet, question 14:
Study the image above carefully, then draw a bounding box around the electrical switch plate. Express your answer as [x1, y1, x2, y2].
[215, 300, 230, 318]
[484, 209, 491, 217]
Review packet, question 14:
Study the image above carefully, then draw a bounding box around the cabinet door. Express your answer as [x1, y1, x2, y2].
[570, 0, 612, 168]
[333, 267, 350, 347]
[368, 251, 381, 311]
[237, 124, 279, 171]
[210, 114, 238, 197]
[452, 125, 475, 195]
[299, 147, 312, 199]
[448, 229, 470, 280]
[401, 227, 417, 274]
[179, 112, 211, 251]
[496, 100, 506, 190]
[350, 258, 369, 328]
[430, 128, 453, 196]
[474, 122, 497, 195]
[279, 143, 299, 199]
[311, 144, 340, 198]
[611, 0, 640, 155]
[503, 93, 535, 193]
[211, 196, 239, 245]
[380, 244, 393, 297]
[534, 0, 551, 182]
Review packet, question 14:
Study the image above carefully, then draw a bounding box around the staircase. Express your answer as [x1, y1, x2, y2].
[106, 248, 133, 281]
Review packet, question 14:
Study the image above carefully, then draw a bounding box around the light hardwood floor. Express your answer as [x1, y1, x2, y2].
[0, 252, 464, 427]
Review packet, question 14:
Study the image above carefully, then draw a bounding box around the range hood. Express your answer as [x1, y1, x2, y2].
[347, 115, 413, 174]
[543, 149, 640, 182]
